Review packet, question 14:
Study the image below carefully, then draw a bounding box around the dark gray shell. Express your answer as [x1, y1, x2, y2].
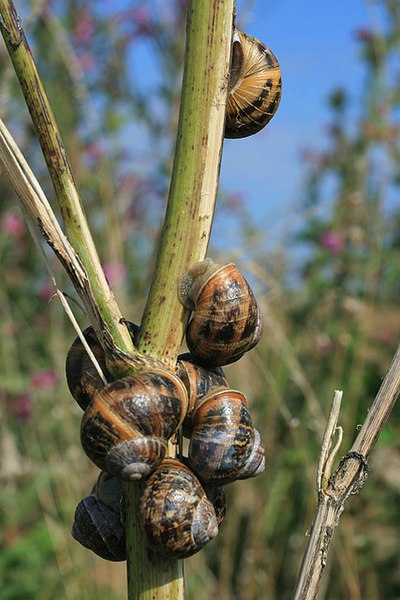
[65, 321, 139, 410]
[71, 473, 125, 561]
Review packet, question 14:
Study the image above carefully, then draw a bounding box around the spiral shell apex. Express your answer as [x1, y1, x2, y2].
[80, 370, 188, 480]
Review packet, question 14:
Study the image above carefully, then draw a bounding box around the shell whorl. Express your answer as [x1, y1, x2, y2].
[225, 30, 282, 139]
[65, 321, 139, 410]
[80, 370, 188, 480]
[179, 260, 263, 366]
[139, 458, 223, 559]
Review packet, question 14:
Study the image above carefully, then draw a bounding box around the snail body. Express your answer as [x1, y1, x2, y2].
[187, 388, 265, 485]
[179, 259, 263, 366]
[139, 458, 225, 559]
[81, 370, 188, 480]
[65, 321, 139, 410]
[226, 30, 282, 139]
[72, 472, 125, 561]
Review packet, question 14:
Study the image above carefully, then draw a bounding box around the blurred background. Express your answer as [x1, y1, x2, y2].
[1, 0, 400, 598]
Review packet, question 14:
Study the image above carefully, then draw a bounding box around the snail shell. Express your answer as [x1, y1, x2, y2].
[71, 472, 125, 561]
[179, 259, 263, 366]
[176, 353, 228, 435]
[65, 321, 139, 410]
[139, 458, 224, 559]
[187, 388, 265, 485]
[81, 370, 188, 481]
[225, 30, 282, 139]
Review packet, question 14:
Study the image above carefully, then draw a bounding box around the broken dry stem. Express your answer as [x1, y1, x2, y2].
[293, 343, 400, 600]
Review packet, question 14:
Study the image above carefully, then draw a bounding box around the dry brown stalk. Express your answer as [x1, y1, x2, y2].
[293, 343, 400, 599]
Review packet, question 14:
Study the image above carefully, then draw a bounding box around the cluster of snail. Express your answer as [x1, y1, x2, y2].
[66, 27, 281, 562]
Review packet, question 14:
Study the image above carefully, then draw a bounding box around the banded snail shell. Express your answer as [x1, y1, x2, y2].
[139, 458, 224, 559]
[81, 369, 188, 481]
[179, 259, 263, 366]
[176, 353, 228, 435]
[187, 388, 265, 485]
[65, 321, 139, 410]
[71, 472, 125, 562]
[225, 30, 282, 139]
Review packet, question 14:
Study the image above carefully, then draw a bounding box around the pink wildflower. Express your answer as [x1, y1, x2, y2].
[73, 11, 95, 45]
[31, 369, 57, 390]
[319, 231, 344, 254]
[14, 393, 32, 422]
[39, 282, 55, 302]
[130, 6, 152, 36]
[103, 262, 127, 286]
[1, 212, 25, 238]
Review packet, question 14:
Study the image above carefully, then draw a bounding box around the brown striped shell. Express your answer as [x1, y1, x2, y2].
[71, 472, 125, 561]
[187, 388, 265, 485]
[65, 321, 139, 410]
[225, 30, 282, 139]
[139, 458, 224, 559]
[176, 353, 228, 435]
[179, 259, 263, 366]
[80, 370, 188, 481]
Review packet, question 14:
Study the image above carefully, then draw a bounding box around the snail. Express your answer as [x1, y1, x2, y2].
[176, 353, 228, 435]
[179, 259, 263, 366]
[72, 471, 126, 561]
[139, 458, 226, 559]
[65, 321, 139, 410]
[225, 30, 282, 139]
[187, 387, 265, 485]
[81, 369, 188, 480]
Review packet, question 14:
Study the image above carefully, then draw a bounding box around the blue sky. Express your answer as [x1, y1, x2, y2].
[218, 0, 371, 248]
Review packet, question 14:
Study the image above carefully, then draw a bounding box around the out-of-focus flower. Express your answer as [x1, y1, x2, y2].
[1, 212, 25, 238]
[130, 6, 153, 36]
[317, 333, 333, 355]
[73, 10, 95, 45]
[103, 261, 127, 286]
[77, 51, 94, 71]
[319, 231, 344, 254]
[13, 393, 32, 422]
[39, 282, 56, 302]
[31, 369, 57, 390]
[354, 28, 374, 43]
[85, 141, 105, 163]
[224, 191, 245, 211]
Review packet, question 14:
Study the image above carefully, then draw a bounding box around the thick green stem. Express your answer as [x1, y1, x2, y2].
[125, 1, 235, 599]
[0, 0, 136, 371]
[137, 0, 235, 368]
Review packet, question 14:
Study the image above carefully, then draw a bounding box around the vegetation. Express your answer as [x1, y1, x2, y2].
[1, 1, 400, 599]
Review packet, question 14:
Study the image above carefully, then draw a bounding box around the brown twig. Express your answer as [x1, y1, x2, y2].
[293, 343, 400, 599]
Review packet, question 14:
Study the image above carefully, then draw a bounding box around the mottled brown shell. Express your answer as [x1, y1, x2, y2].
[179, 260, 263, 366]
[225, 30, 282, 139]
[187, 388, 265, 485]
[176, 354, 228, 435]
[65, 321, 139, 410]
[81, 370, 188, 481]
[139, 458, 221, 559]
[71, 472, 125, 561]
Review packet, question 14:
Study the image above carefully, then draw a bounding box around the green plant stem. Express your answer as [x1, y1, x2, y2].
[125, 1, 235, 599]
[0, 0, 136, 373]
[137, 0, 235, 368]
